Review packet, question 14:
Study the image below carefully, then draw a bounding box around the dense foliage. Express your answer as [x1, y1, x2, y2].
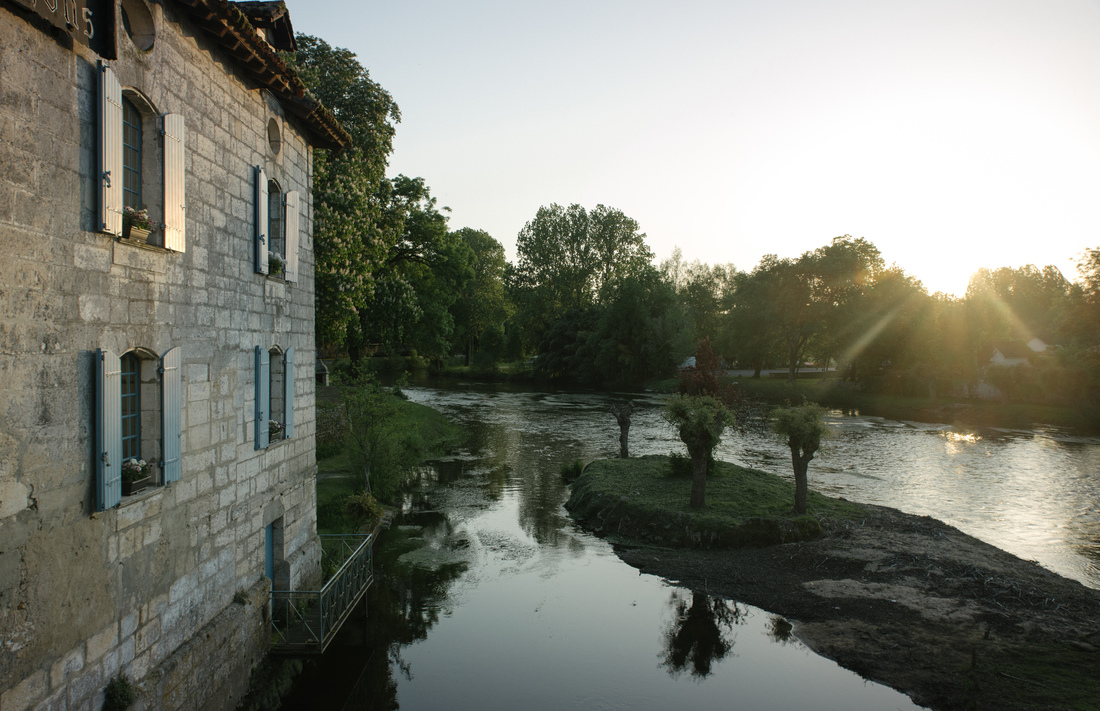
[296, 34, 1100, 413]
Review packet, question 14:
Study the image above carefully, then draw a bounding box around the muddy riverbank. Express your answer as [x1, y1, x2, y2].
[599, 504, 1100, 710]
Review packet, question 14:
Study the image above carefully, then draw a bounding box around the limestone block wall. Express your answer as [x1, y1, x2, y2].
[0, 3, 323, 709]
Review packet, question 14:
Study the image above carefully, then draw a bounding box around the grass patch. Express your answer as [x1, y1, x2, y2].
[566, 455, 867, 548]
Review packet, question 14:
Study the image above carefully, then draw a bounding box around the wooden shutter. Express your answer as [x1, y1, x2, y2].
[255, 167, 268, 274]
[97, 61, 123, 236]
[163, 113, 186, 252]
[255, 346, 270, 449]
[283, 347, 295, 439]
[96, 349, 122, 510]
[160, 347, 182, 483]
[284, 191, 299, 283]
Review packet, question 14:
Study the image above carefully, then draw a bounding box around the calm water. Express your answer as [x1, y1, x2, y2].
[281, 381, 1100, 710]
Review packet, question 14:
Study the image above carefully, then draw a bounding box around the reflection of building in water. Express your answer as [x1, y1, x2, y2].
[0, 1, 348, 708]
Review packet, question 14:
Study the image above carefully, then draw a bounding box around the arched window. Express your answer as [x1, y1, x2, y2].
[269, 346, 285, 440]
[268, 180, 284, 276]
[254, 345, 294, 448]
[122, 97, 143, 210]
[120, 353, 141, 460]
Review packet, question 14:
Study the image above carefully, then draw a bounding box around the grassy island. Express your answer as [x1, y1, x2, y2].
[566, 455, 1100, 711]
[565, 455, 865, 548]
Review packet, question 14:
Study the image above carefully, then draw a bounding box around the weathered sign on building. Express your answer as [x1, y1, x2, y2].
[4, 0, 113, 56]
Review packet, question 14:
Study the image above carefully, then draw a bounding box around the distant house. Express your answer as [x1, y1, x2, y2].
[981, 341, 1034, 367]
[1026, 337, 1049, 353]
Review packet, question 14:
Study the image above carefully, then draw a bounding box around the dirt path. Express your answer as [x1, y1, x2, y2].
[606, 505, 1100, 710]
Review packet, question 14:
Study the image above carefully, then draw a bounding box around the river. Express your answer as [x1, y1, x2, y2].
[279, 381, 1100, 710]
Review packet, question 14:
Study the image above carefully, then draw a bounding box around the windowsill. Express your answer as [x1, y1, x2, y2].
[119, 483, 165, 507]
[265, 273, 286, 282]
[118, 235, 174, 253]
[266, 434, 288, 448]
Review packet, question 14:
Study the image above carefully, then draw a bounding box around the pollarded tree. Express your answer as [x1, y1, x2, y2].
[771, 403, 830, 514]
[663, 394, 734, 509]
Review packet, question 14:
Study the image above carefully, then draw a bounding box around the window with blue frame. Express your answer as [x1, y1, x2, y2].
[120, 353, 141, 460]
[122, 97, 143, 209]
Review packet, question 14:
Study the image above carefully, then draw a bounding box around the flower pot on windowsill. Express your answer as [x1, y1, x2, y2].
[122, 476, 151, 496]
[124, 225, 151, 243]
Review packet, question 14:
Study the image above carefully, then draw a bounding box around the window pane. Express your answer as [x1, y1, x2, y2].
[121, 355, 141, 460]
[122, 98, 143, 210]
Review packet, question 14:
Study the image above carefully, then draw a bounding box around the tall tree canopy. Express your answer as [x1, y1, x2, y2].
[349, 177, 473, 361]
[291, 35, 400, 350]
[511, 203, 654, 342]
[448, 228, 509, 363]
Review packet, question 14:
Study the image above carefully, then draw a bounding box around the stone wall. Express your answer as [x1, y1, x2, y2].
[0, 2, 323, 709]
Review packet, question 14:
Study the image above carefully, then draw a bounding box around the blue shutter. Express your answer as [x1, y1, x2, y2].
[163, 113, 186, 252]
[160, 347, 182, 483]
[283, 347, 295, 439]
[255, 167, 268, 274]
[255, 346, 270, 449]
[96, 349, 122, 510]
[283, 191, 299, 283]
[98, 61, 123, 236]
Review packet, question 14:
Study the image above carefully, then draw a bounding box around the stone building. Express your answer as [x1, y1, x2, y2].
[0, 0, 348, 708]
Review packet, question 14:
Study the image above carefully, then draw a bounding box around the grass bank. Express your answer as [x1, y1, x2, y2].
[565, 455, 866, 548]
[315, 395, 462, 535]
[753, 377, 1094, 429]
[655, 375, 1096, 432]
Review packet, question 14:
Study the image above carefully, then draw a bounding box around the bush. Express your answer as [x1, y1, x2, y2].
[315, 401, 345, 461]
[668, 451, 716, 478]
[559, 459, 585, 482]
[103, 675, 137, 711]
[344, 491, 384, 528]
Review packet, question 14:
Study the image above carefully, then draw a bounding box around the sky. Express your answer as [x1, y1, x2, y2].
[293, 0, 1100, 297]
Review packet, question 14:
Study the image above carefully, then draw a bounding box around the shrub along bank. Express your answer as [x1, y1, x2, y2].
[565, 455, 865, 548]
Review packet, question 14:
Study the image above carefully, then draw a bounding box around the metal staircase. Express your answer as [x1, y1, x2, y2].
[269, 533, 375, 655]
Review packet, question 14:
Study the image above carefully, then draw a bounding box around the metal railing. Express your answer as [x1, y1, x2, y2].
[270, 533, 374, 655]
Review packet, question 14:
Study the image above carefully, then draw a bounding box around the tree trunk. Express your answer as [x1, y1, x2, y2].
[610, 402, 633, 458]
[690, 453, 708, 509]
[348, 343, 362, 377]
[789, 445, 812, 514]
[363, 459, 372, 495]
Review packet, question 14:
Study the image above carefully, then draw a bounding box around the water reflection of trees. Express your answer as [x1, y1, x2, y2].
[280, 528, 469, 710]
[767, 615, 796, 645]
[660, 590, 746, 678]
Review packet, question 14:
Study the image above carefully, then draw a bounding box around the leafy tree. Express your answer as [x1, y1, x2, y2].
[761, 254, 819, 383]
[661, 254, 738, 347]
[350, 177, 473, 363]
[724, 268, 779, 377]
[837, 267, 932, 382]
[534, 307, 601, 382]
[805, 236, 884, 374]
[449, 228, 508, 363]
[772, 403, 829, 514]
[512, 203, 653, 342]
[663, 394, 733, 509]
[339, 372, 404, 497]
[291, 35, 400, 351]
[592, 270, 691, 386]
